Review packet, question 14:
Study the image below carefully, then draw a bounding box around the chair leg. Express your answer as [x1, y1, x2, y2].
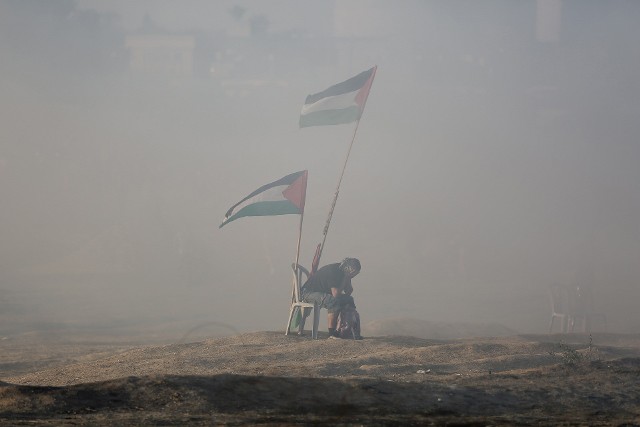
[312, 303, 320, 339]
[298, 307, 310, 335]
[285, 305, 296, 336]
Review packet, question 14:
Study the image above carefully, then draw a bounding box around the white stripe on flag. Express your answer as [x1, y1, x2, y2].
[301, 90, 358, 116]
[228, 184, 289, 215]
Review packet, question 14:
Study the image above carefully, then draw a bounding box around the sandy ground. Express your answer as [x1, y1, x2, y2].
[1, 320, 640, 425]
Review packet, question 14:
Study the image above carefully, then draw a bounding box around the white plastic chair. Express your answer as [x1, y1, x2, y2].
[285, 263, 319, 339]
[548, 284, 570, 333]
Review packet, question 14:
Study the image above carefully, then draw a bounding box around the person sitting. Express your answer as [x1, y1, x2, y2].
[300, 257, 361, 339]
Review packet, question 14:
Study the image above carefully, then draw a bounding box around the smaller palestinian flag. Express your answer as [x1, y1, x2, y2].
[220, 170, 308, 228]
[300, 66, 377, 128]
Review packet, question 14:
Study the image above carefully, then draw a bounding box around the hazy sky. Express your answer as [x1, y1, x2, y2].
[1, 0, 639, 338]
[77, 0, 331, 33]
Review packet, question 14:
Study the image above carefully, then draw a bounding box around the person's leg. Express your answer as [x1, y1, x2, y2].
[330, 295, 358, 339]
[327, 311, 339, 337]
[327, 295, 355, 338]
[303, 291, 340, 337]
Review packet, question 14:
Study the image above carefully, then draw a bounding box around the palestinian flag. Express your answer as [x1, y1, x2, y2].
[220, 170, 308, 228]
[299, 66, 377, 128]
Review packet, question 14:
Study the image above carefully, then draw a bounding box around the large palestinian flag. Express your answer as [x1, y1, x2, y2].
[219, 170, 308, 228]
[299, 66, 377, 128]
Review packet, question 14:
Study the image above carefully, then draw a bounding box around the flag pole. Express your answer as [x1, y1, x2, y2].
[291, 208, 304, 305]
[294, 209, 304, 269]
[315, 119, 361, 264]
[294, 170, 309, 269]
[292, 170, 308, 303]
[310, 66, 377, 273]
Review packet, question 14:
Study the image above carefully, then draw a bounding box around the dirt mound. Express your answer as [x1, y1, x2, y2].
[2, 331, 640, 425]
[362, 317, 518, 339]
[4, 331, 566, 386]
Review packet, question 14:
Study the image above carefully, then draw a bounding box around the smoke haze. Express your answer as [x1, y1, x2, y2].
[1, 0, 639, 337]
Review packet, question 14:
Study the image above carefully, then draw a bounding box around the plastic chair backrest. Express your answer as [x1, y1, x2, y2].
[291, 263, 310, 302]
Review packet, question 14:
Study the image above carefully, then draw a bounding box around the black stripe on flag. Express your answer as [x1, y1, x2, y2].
[304, 67, 374, 105]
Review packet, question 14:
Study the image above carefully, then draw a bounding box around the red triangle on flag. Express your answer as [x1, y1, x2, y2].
[282, 170, 307, 212]
[355, 65, 376, 109]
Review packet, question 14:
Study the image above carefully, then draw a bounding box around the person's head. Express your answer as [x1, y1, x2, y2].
[339, 257, 361, 278]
